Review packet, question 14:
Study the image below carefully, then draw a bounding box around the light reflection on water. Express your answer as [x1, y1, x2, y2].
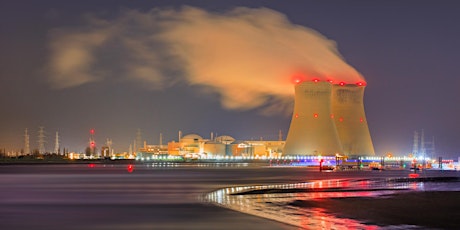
[204, 178, 459, 229]
[2, 164, 459, 229]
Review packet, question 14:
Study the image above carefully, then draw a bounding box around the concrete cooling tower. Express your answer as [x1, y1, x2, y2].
[331, 83, 375, 155]
[283, 81, 343, 156]
[284, 81, 375, 156]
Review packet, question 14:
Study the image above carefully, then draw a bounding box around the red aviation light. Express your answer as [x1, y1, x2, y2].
[360, 117, 364, 122]
[339, 117, 344, 122]
[313, 113, 318, 118]
[295, 113, 299, 118]
[90, 141, 95, 148]
[291, 74, 306, 84]
[338, 82, 346, 86]
[327, 80, 334, 84]
[330, 114, 334, 119]
[312, 79, 320, 83]
[90, 129, 95, 135]
[356, 82, 366, 86]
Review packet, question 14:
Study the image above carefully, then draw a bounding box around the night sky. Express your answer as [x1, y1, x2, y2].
[1, 0, 459, 158]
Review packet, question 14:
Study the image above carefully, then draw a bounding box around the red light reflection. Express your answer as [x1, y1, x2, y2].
[127, 164, 134, 173]
[409, 173, 419, 178]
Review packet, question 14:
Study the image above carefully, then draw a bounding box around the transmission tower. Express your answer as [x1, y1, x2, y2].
[54, 131, 60, 154]
[89, 129, 96, 157]
[37, 127, 46, 154]
[412, 130, 419, 156]
[106, 138, 112, 155]
[24, 128, 30, 154]
[420, 129, 426, 157]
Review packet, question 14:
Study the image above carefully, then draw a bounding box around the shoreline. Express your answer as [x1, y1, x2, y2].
[288, 190, 460, 229]
[206, 177, 460, 229]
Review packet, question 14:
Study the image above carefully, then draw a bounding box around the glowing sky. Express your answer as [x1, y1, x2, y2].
[1, 0, 459, 158]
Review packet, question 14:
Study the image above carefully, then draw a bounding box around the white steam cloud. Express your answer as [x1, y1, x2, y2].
[47, 6, 364, 113]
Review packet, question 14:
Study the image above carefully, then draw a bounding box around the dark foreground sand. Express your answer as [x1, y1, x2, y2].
[290, 191, 460, 229]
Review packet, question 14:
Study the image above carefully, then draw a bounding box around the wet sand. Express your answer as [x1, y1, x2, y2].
[289, 191, 460, 229]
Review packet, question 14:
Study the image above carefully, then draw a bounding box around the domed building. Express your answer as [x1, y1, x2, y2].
[168, 133, 204, 155]
[203, 135, 235, 156]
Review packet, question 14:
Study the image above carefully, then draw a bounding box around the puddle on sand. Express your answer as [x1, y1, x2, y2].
[203, 178, 447, 229]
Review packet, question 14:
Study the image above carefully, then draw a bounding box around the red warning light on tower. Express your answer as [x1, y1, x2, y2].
[338, 82, 346, 86]
[90, 129, 95, 135]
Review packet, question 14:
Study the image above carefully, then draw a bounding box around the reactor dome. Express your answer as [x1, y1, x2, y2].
[215, 135, 235, 144]
[181, 134, 203, 141]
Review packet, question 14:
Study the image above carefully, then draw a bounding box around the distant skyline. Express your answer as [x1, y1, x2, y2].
[1, 1, 459, 158]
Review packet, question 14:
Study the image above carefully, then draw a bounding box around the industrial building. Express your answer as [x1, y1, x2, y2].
[136, 133, 284, 159]
[284, 80, 375, 156]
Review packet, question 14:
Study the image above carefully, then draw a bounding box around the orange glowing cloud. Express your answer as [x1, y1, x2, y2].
[47, 6, 365, 114]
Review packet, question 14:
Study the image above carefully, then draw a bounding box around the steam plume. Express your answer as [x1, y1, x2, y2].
[47, 6, 364, 112]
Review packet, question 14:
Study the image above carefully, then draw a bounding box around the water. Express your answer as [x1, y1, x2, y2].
[204, 177, 460, 229]
[1, 163, 459, 229]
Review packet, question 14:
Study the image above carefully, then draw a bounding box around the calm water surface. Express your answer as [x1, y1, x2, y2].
[1, 163, 458, 229]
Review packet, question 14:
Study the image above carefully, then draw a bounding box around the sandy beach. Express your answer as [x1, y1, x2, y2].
[289, 190, 460, 229]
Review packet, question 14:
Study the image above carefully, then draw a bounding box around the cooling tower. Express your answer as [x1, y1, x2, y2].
[284, 81, 343, 156]
[331, 83, 375, 155]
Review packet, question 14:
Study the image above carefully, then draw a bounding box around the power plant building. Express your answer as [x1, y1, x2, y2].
[331, 83, 375, 155]
[137, 133, 284, 158]
[284, 80, 375, 156]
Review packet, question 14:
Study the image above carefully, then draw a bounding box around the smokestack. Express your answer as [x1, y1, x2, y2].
[284, 81, 343, 156]
[331, 83, 374, 156]
[159, 133, 163, 147]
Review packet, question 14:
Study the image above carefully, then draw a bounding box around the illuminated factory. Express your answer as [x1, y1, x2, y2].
[136, 133, 284, 159]
[284, 80, 375, 156]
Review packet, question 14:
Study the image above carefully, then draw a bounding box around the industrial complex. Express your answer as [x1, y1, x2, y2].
[3, 79, 458, 170]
